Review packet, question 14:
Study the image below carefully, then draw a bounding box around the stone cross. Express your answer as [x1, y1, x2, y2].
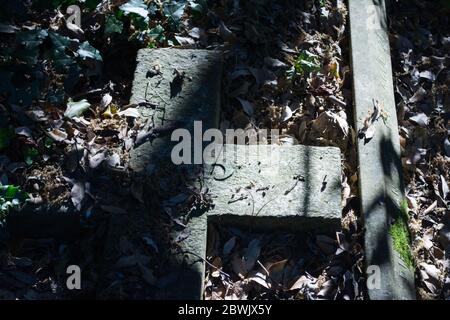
[129, 49, 342, 299]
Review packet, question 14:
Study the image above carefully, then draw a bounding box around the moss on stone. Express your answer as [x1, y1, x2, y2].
[389, 199, 414, 270]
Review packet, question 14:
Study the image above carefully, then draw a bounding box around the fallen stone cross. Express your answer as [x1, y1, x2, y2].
[128, 48, 342, 299]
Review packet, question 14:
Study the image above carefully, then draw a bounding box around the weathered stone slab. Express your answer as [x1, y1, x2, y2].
[121, 48, 223, 300]
[205, 144, 342, 230]
[349, 0, 415, 300]
[129, 48, 222, 172]
[178, 144, 342, 299]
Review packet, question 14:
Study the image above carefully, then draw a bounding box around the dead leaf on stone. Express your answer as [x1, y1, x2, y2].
[266, 259, 288, 286]
[420, 262, 441, 294]
[225, 281, 248, 300]
[358, 100, 381, 141]
[317, 279, 335, 298]
[118, 107, 140, 118]
[15, 127, 33, 139]
[423, 200, 438, 215]
[289, 275, 311, 291]
[26, 109, 48, 122]
[310, 111, 349, 149]
[188, 27, 205, 39]
[66, 22, 84, 37]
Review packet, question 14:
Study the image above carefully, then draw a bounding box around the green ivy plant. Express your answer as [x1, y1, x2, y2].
[0, 29, 102, 106]
[287, 50, 321, 80]
[0, 184, 29, 223]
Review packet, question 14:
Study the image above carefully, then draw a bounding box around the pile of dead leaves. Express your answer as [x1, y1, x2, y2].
[204, 225, 365, 300]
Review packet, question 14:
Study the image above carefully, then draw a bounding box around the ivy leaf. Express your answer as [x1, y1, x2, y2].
[65, 99, 91, 118]
[0, 184, 28, 220]
[163, 2, 186, 29]
[77, 41, 103, 61]
[189, 0, 208, 18]
[15, 29, 48, 65]
[293, 51, 321, 75]
[4, 185, 19, 200]
[105, 15, 123, 34]
[48, 31, 77, 72]
[148, 24, 166, 43]
[148, 2, 159, 16]
[119, 0, 149, 22]
[24, 147, 39, 166]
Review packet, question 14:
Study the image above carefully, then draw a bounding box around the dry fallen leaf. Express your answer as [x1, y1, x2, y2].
[47, 128, 68, 142]
[281, 106, 293, 122]
[118, 107, 140, 118]
[358, 100, 381, 141]
[218, 21, 236, 42]
[100, 93, 112, 111]
[71, 181, 85, 211]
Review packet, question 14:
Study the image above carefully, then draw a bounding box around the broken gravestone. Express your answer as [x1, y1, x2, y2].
[129, 48, 222, 173]
[176, 144, 342, 299]
[126, 48, 342, 299]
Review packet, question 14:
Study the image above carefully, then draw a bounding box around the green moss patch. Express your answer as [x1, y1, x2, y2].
[389, 199, 414, 270]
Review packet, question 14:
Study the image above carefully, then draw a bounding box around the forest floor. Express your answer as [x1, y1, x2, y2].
[0, 0, 448, 300]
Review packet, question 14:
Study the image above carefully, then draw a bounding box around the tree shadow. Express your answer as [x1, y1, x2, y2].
[359, 129, 416, 299]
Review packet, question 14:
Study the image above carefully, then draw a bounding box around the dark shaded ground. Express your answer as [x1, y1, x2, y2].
[389, 0, 450, 300]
